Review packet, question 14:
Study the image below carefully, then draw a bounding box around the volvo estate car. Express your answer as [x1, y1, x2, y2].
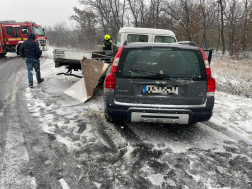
[103, 42, 215, 124]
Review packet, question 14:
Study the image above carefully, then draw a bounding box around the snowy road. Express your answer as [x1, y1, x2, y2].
[0, 50, 252, 189]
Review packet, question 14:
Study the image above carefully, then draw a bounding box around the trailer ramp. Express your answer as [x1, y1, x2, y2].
[64, 57, 109, 102]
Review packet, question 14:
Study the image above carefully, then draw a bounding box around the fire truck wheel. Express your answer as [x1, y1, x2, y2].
[17, 46, 20, 55]
[0, 53, 7, 57]
[18, 46, 24, 57]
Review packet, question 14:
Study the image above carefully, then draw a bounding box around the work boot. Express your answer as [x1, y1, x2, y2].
[38, 78, 44, 83]
[29, 84, 33, 88]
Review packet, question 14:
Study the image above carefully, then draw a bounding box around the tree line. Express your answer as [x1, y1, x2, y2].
[45, 0, 252, 55]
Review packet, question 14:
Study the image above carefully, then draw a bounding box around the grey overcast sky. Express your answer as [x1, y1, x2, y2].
[0, 0, 81, 27]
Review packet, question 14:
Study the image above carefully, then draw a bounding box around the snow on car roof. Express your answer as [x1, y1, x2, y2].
[119, 27, 176, 36]
[124, 42, 199, 50]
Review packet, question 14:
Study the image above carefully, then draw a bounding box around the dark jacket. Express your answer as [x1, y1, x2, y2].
[20, 33, 42, 59]
[102, 39, 112, 50]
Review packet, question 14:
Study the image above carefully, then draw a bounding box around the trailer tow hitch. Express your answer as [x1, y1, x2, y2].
[57, 70, 83, 78]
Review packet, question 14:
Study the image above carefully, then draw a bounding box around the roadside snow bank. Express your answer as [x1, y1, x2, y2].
[212, 91, 252, 135]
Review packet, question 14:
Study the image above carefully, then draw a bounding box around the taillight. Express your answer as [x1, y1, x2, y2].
[207, 76, 215, 93]
[199, 48, 215, 96]
[104, 45, 125, 89]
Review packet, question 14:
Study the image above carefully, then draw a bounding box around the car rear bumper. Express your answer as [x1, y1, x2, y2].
[104, 93, 214, 124]
[130, 109, 190, 124]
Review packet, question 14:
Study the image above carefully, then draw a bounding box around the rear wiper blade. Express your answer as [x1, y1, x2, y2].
[129, 69, 172, 78]
[171, 77, 192, 80]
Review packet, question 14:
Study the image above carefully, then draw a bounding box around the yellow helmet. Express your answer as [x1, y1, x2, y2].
[104, 34, 110, 40]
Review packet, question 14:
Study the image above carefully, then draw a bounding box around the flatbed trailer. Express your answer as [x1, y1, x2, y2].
[54, 44, 118, 69]
[54, 49, 115, 70]
[54, 45, 118, 85]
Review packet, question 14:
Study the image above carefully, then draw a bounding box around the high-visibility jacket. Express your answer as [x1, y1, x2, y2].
[102, 39, 112, 50]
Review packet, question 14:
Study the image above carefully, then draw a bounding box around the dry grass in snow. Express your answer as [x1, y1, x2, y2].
[211, 55, 252, 97]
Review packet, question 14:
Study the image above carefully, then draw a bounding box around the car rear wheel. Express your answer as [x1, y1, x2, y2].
[97, 76, 105, 87]
[190, 122, 197, 125]
[104, 112, 115, 123]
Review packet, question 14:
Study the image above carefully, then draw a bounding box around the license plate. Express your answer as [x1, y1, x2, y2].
[142, 85, 178, 95]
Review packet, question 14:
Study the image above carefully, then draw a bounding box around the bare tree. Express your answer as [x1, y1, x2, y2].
[163, 0, 195, 41]
[241, 0, 249, 50]
[219, 0, 226, 55]
[127, 0, 139, 27]
[199, 0, 208, 48]
[152, 0, 162, 28]
[71, 9, 98, 44]
[198, 0, 216, 48]
[75, 0, 126, 41]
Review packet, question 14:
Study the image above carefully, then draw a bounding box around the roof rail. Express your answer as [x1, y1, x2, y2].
[0, 20, 16, 24]
[177, 41, 196, 46]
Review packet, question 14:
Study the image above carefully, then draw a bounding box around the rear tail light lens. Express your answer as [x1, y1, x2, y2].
[207, 76, 216, 93]
[104, 73, 117, 89]
[199, 48, 215, 96]
[104, 46, 125, 89]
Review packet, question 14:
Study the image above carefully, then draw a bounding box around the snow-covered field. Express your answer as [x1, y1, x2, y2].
[211, 53, 252, 98]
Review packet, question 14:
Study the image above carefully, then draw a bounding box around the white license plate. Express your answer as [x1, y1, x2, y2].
[142, 85, 178, 95]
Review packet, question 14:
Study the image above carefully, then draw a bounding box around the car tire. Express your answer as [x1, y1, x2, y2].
[105, 111, 115, 123]
[17, 45, 24, 57]
[190, 122, 197, 125]
[17, 45, 21, 55]
[97, 76, 105, 87]
[20, 48, 25, 58]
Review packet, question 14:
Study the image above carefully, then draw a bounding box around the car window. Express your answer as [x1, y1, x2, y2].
[14, 27, 20, 37]
[154, 36, 176, 43]
[21, 26, 29, 35]
[127, 34, 148, 43]
[119, 47, 204, 80]
[117, 34, 121, 43]
[5, 27, 15, 37]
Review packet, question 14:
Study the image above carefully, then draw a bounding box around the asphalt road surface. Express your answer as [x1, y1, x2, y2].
[0, 51, 252, 189]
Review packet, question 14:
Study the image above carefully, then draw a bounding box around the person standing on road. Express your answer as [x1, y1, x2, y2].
[102, 34, 112, 50]
[20, 33, 44, 88]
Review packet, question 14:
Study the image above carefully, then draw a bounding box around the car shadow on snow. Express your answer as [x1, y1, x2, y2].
[113, 120, 210, 145]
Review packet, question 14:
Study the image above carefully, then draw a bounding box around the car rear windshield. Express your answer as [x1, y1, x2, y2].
[127, 34, 148, 43]
[117, 47, 206, 80]
[154, 36, 176, 43]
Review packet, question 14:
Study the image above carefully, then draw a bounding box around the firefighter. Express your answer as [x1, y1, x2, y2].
[102, 34, 112, 50]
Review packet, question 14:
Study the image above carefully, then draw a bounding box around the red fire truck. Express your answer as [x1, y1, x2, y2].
[0, 20, 48, 57]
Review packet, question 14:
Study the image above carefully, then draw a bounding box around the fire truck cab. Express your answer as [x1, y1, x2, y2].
[0, 20, 48, 57]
